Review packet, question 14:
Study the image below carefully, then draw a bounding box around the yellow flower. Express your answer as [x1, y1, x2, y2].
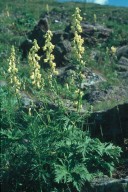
[30, 73, 35, 80]
[80, 91, 84, 97]
[75, 89, 80, 94]
[80, 73, 85, 79]
[28, 39, 43, 89]
[53, 70, 59, 75]
[28, 107, 32, 116]
[65, 83, 69, 89]
[7, 46, 21, 93]
[43, 30, 58, 76]
[50, 62, 56, 69]
[71, 8, 85, 66]
[73, 101, 79, 108]
[111, 46, 117, 54]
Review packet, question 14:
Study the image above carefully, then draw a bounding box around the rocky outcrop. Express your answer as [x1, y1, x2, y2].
[20, 19, 71, 67]
[84, 176, 128, 192]
[116, 45, 128, 78]
[65, 23, 112, 45]
[82, 23, 112, 40]
[57, 65, 105, 87]
[88, 102, 128, 145]
[116, 45, 128, 59]
[119, 57, 128, 66]
[20, 16, 112, 67]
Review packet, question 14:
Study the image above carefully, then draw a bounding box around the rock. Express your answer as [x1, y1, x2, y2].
[20, 19, 48, 58]
[116, 56, 128, 77]
[115, 65, 128, 72]
[0, 80, 7, 87]
[118, 71, 128, 78]
[53, 39, 72, 67]
[58, 65, 106, 88]
[119, 57, 128, 66]
[20, 17, 71, 67]
[64, 23, 112, 45]
[82, 23, 112, 39]
[116, 45, 128, 59]
[88, 102, 128, 145]
[85, 176, 128, 192]
[37, 18, 49, 31]
[20, 39, 33, 58]
[20, 15, 112, 67]
[90, 50, 101, 61]
[20, 92, 35, 107]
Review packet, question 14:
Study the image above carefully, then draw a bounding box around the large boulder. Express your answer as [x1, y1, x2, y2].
[116, 45, 128, 59]
[116, 47, 128, 77]
[20, 18, 71, 67]
[88, 102, 128, 145]
[64, 23, 112, 45]
[118, 56, 128, 66]
[84, 176, 128, 192]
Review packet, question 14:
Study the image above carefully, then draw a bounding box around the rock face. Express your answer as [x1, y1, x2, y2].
[20, 17, 112, 67]
[84, 176, 128, 192]
[119, 57, 128, 66]
[65, 23, 112, 45]
[20, 17, 72, 67]
[116, 45, 128, 78]
[57, 65, 105, 88]
[116, 45, 128, 59]
[88, 102, 128, 145]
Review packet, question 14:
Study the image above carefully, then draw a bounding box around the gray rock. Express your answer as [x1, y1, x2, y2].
[115, 65, 128, 72]
[20, 15, 113, 67]
[20, 92, 34, 107]
[88, 102, 128, 145]
[118, 71, 128, 78]
[0, 80, 7, 87]
[82, 23, 112, 39]
[116, 45, 128, 59]
[20, 18, 71, 67]
[58, 65, 106, 88]
[90, 50, 101, 61]
[54, 39, 72, 67]
[119, 57, 128, 66]
[89, 177, 128, 192]
[64, 23, 112, 45]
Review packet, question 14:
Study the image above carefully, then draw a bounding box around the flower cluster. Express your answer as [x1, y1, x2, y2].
[28, 39, 43, 89]
[71, 7, 85, 66]
[70, 7, 86, 111]
[43, 30, 58, 75]
[7, 46, 21, 93]
[71, 7, 83, 33]
[111, 46, 117, 54]
[74, 88, 84, 109]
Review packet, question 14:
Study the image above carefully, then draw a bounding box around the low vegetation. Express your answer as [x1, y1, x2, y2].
[0, 1, 127, 191]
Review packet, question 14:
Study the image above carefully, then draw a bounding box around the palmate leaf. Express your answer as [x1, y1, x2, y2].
[104, 143, 122, 158]
[54, 164, 70, 183]
[71, 164, 92, 182]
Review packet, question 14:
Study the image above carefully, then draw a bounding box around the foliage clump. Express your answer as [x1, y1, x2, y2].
[0, 101, 122, 192]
